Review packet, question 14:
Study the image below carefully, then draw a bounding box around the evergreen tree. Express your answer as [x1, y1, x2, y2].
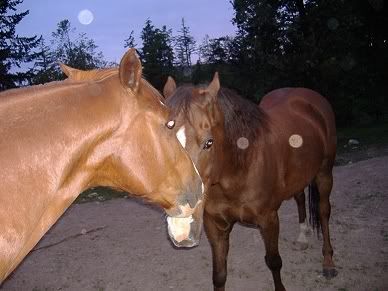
[30, 37, 59, 84]
[0, 0, 41, 90]
[230, 0, 284, 99]
[278, 0, 388, 124]
[51, 19, 106, 73]
[140, 19, 174, 90]
[124, 30, 136, 48]
[174, 18, 196, 69]
[199, 35, 234, 65]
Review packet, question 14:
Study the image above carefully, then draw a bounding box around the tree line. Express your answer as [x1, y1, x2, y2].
[1, 0, 387, 126]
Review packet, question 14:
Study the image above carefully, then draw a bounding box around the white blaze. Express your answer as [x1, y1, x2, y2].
[176, 125, 205, 195]
[176, 126, 186, 148]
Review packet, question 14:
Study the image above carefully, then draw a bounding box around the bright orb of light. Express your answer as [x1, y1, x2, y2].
[237, 137, 249, 150]
[78, 9, 94, 25]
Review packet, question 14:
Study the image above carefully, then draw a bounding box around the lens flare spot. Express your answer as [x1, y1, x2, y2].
[237, 137, 249, 149]
[327, 17, 339, 30]
[78, 9, 94, 25]
[289, 134, 303, 148]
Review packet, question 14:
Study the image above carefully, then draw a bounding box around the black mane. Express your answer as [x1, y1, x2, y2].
[218, 87, 268, 152]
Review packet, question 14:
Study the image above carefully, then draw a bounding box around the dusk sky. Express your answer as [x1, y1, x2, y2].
[16, 0, 237, 63]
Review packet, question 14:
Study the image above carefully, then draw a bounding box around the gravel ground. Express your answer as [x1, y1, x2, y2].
[1, 155, 388, 291]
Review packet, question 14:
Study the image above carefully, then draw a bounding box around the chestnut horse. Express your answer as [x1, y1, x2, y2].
[59, 64, 313, 248]
[0, 49, 204, 284]
[163, 73, 337, 291]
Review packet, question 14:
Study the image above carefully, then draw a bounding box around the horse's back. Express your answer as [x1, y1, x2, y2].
[258, 88, 336, 193]
[260, 88, 336, 150]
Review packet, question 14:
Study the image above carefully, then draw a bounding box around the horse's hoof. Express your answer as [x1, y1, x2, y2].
[294, 241, 309, 250]
[305, 226, 313, 235]
[323, 267, 338, 279]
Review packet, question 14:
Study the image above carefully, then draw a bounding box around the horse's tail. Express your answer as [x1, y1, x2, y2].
[308, 180, 321, 236]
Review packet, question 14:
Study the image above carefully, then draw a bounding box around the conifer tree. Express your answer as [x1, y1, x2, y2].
[0, 0, 41, 90]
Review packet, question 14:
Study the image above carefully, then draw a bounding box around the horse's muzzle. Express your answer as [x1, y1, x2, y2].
[166, 200, 204, 248]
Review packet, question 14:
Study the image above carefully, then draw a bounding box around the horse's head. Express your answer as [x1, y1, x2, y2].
[61, 49, 204, 247]
[163, 73, 225, 191]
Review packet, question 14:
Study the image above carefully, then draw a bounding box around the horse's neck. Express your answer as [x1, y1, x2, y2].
[216, 120, 273, 187]
[0, 82, 121, 282]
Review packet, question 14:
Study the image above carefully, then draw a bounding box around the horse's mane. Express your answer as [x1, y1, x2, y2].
[61, 66, 165, 104]
[166, 85, 269, 166]
[0, 80, 84, 105]
[218, 87, 269, 153]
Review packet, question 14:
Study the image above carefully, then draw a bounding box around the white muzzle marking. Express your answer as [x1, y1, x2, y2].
[167, 215, 194, 243]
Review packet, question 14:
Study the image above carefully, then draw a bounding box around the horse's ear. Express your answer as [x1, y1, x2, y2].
[119, 48, 142, 93]
[199, 72, 220, 101]
[163, 76, 176, 98]
[208, 72, 220, 97]
[60, 63, 78, 78]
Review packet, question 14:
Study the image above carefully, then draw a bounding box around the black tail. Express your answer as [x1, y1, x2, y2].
[308, 180, 321, 236]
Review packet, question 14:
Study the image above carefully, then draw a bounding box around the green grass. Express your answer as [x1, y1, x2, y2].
[75, 187, 127, 204]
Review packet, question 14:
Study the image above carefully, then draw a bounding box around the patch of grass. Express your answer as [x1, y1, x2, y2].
[75, 187, 127, 204]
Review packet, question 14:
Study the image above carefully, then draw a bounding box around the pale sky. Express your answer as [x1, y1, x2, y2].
[15, 0, 237, 63]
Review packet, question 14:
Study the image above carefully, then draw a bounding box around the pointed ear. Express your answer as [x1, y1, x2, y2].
[163, 76, 176, 98]
[59, 63, 78, 79]
[199, 72, 220, 100]
[119, 48, 142, 93]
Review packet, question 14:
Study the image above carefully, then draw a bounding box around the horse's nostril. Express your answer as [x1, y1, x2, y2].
[178, 192, 197, 209]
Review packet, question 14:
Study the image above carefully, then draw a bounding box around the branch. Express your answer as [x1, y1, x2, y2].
[32, 226, 106, 252]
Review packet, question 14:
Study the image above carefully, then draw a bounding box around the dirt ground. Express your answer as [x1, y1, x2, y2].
[1, 154, 388, 291]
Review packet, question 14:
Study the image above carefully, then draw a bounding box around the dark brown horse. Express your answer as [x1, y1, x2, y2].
[0, 49, 204, 283]
[163, 73, 337, 291]
[260, 96, 312, 250]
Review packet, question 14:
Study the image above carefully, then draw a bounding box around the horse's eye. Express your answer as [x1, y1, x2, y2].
[166, 120, 175, 129]
[203, 138, 214, 150]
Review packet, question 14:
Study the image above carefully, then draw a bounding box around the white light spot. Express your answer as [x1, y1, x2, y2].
[78, 9, 94, 25]
[237, 137, 249, 149]
[289, 134, 303, 148]
[176, 126, 186, 148]
[167, 120, 175, 128]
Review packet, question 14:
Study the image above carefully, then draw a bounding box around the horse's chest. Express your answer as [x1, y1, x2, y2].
[206, 185, 265, 225]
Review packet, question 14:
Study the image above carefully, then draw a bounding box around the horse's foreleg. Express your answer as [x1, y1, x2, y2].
[316, 168, 337, 279]
[259, 211, 286, 291]
[294, 191, 309, 250]
[204, 211, 234, 291]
